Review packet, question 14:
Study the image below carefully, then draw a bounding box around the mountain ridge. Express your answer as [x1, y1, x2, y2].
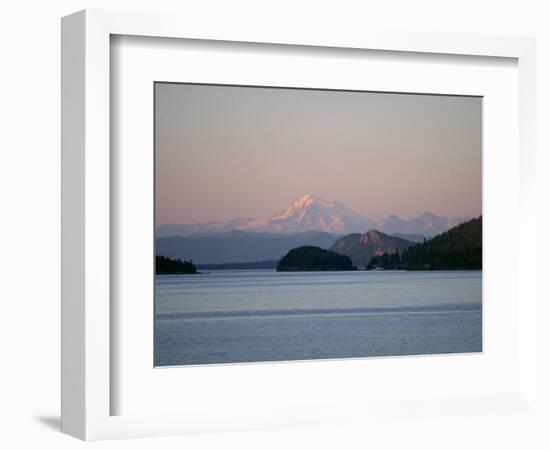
[157, 194, 471, 238]
[329, 229, 415, 268]
[156, 230, 339, 265]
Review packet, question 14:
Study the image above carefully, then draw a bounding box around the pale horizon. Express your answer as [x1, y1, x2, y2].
[155, 83, 482, 226]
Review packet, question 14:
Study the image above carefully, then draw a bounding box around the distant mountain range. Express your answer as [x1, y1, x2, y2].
[329, 230, 415, 267]
[157, 194, 470, 238]
[156, 194, 374, 237]
[376, 213, 470, 237]
[156, 230, 337, 264]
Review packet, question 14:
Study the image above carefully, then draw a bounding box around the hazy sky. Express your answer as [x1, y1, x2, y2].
[155, 83, 481, 225]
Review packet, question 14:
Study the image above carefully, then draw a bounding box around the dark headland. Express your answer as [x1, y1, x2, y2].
[399, 216, 482, 270]
[277, 246, 356, 272]
[156, 255, 197, 274]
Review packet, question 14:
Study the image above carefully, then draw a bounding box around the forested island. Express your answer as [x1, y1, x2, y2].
[277, 246, 356, 272]
[156, 255, 197, 274]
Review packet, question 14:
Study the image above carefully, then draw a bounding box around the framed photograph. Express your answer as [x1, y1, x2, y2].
[153, 82, 483, 367]
[61, 9, 537, 440]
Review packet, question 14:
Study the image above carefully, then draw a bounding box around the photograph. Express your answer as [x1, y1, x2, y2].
[154, 82, 482, 367]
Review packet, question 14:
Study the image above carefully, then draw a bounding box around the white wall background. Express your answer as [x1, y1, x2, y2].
[0, 1, 548, 449]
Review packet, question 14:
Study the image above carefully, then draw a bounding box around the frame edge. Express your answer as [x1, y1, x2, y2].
[61, 9, 87, 441]
[60, 8, 539, 440]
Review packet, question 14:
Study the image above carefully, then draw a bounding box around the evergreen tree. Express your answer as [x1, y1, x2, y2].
[399, 217, 482, 270]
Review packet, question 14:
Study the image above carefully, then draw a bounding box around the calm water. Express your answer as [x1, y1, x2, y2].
[155, 270, 482, 366]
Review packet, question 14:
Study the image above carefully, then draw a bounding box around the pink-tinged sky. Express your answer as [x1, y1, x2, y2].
[155, 83, 481, 225]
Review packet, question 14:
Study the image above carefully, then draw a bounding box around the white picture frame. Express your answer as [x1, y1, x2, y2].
[61, 9, 537, 441]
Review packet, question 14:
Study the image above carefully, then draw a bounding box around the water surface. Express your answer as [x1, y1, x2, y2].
[155, 270, 482, 366]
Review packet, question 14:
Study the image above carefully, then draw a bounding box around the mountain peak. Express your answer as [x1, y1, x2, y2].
[299, 193, 322, 202]
[289, 194, 333, 209]
[264, 195, 374, 233]
[330, 229, 415, 267]
[421, 211, 438, 218]
[365, 229, 384, 237]
[361, 229, 388, 244]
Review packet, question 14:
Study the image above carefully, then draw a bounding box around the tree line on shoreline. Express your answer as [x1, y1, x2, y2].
[156, 255, 197, 274]
[156, 217, 482, 273]
[277, 217, 482, 272]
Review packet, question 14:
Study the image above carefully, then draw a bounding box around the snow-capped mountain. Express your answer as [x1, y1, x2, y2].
[377, 212, 448, 237]
[156, 194, 470, 237]
[155, 218, 254, 237]
[237, 194, 376, 234]
[157, 195, 376, 236]
[376, 212, 470, 237]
